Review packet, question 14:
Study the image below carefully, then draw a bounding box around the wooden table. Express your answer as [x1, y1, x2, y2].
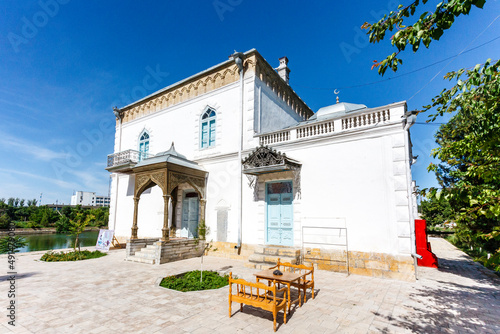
[254, 269, 303, 313]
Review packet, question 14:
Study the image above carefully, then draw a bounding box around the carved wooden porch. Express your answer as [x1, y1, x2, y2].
[125, 143, 208, 264]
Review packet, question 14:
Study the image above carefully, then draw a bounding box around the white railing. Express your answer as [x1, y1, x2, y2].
[259, 130, 290, 146]
[107, 149, 152, 168]
[297, 120, 334, 139]
[341, 109, 390, 130]
[257, 109, 393, 146]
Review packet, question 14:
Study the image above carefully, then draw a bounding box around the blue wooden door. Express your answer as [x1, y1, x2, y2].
[181, 196, 199, 238]
[266, 182, 293, 246]
[267, 194, 281, 245]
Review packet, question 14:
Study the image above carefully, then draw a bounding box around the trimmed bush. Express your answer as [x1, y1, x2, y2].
[41, 250, 106, 262]
[160, 270, 229, 292]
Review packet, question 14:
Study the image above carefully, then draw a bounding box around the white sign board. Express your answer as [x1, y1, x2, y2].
[96, 229, 114, 252]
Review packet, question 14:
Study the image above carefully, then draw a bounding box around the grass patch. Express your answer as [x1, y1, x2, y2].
[41, 250, 106, 262]
[160, 270, 229, 292]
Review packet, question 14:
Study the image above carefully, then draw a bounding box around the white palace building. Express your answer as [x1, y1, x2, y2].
[106, 49, 419, 280]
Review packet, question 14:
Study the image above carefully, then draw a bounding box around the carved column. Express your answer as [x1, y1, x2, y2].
[131, 197, 139, 239]
[199, 199, 207, 240]
[162, 195, 171, 242]
[170, 197, 177, 237]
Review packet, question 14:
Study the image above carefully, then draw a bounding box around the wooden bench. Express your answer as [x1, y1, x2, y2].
[269, 258, 315, 303]
[228, 272, 288, 332]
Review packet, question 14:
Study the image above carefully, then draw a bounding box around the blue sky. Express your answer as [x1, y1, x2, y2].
[0, 1, 499, 205]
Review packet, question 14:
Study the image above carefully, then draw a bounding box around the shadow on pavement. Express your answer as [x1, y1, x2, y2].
[0, 272, 39, 280]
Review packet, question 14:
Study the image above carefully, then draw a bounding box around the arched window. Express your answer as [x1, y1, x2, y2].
[200, 108, 216, 149]
[138, 131, 149, 161]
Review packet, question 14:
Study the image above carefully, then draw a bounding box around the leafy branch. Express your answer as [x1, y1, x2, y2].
[362, 0, 486, 75]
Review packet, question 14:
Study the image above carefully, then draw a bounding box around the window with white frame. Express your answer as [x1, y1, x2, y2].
[200, 108, 216, 149]
[139, 130, 149, 161]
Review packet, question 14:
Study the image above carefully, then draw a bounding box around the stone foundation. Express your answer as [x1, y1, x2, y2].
[303, 248, 415, 281]
[205, 242, 416, 281]
[206, 241, 256, 260]
[125, 238, 205, 265]
[157, 239, 205, 264]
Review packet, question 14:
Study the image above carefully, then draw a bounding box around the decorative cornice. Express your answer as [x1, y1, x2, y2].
[119, 53, 257, 124]
[253, 53, 314, 120]
[116, 49, 315, 125]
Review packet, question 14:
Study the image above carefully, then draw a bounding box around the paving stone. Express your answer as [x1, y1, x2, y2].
[0, 239, 498, 333]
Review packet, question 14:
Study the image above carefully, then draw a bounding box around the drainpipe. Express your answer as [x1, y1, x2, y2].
[112, 107, 123, 232]
[404, 109, 418, 278]
[231, 51, 245, 251]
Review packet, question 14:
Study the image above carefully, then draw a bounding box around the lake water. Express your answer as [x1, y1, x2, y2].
[17, 231, 100, 253]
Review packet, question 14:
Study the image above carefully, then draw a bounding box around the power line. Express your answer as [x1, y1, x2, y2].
[294, 32, 500, 92]
[415, 122, 445, 125]
[408, 14, 500, 101]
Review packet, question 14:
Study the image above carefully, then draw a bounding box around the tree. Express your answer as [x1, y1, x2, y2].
[362, 1, 499, 270]
[55, 216, 71, 233]
[29, 206, 59, 228]
[362, 0, 486, 75]
[69, 213, 95, 252]
[420, 193, 455, 231]
[425, 60, 500, 257]
[0, 213, 11, 230]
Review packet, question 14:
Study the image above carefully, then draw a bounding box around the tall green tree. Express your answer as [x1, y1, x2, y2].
[69, 213, 95, 252]
[420, 194, 455, 230]
[363, 1, 499, 270]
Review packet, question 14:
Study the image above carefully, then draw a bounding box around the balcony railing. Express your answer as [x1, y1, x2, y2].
[257, 108, 395, 146]
[107, 149, 152, 168]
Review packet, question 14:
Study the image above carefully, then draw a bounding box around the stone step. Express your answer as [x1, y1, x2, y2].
[134, 252, 157, 260]
[248, 254, 299, 265]
[136, 248, 156, 255]
[253, 245, 301, 258]
[126, 255, 156, 265]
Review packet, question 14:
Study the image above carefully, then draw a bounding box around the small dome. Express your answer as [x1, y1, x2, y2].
[312, 102, 367, 120]
[155, 142, 187, 160]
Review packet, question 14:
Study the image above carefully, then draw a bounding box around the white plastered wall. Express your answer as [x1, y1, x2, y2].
[109, 69, 413, 257]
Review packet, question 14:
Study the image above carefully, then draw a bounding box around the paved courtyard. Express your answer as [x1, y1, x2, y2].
[0, 238, 499, 334]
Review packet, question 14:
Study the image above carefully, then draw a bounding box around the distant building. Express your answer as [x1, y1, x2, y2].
[71, 191, 110, 207]
[95, 195, 111, 207]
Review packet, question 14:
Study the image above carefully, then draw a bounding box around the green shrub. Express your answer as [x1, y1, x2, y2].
[0, 213, 11, 229]
[15, 221, 29, 229]
[40, 250, 106, 262]
[160, 270, 229, 292]
[55, 216, 71, 233]
[0, 236, 27, 254]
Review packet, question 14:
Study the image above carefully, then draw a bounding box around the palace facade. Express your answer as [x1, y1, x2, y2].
[106, 49, 418, 280]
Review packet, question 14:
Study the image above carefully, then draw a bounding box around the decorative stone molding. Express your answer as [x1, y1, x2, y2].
[116, 50, 313, 125]
[119, 58, 252, 124]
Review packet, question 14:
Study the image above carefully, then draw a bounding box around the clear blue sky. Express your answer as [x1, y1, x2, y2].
[0, 1, 499, 205]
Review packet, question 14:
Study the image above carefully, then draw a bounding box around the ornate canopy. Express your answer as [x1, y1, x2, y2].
[128, 143, 208, 241]
[242, 145, 301, 175]
[132, 143, 207, 199]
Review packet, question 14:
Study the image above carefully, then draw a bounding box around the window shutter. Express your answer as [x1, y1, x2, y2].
[201, 122, 208, 148]
[209, 119, 216, 146]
